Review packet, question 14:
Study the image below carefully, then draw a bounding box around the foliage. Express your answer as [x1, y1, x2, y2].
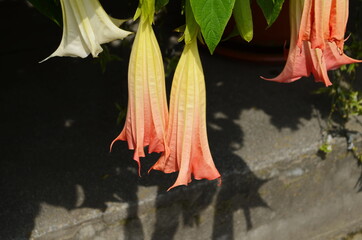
[27, 0, 62, 26]
[189, 0, 285, 53]
[190, 0, 235, 53]
[316, 33, 362, 157]
[316, 0, 362, 155]
[155, 0, 169, 11]
[233, 0, 253, 42]
[29, 0, 285, 54]
[94, 45, 122, 73]
[256, 0, 285, 27]
[319, 142, 332, 154]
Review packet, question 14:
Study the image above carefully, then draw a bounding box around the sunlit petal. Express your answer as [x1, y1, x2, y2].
[324, 41, 362, 70]
[262, 0, 309, 83]
[151, 37, 221, 190]
[262, 0, 360, 87]
[111, 6, 168, 173]
[297, 0, 332, 51]
[329, 0, 349, 52]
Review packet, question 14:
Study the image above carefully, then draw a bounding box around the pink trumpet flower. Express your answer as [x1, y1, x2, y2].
[262, 0, 361, 87]
[111, 4, 168, 172]
[150, 35, 221, 191]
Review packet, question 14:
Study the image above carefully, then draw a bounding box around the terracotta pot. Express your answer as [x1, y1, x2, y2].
[215, 0, 290, 63]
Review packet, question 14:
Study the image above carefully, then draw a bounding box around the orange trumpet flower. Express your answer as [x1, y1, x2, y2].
[329, 0, 349, 52]
[262, 0, 360, 86]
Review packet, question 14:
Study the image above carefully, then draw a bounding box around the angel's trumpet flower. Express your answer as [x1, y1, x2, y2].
[297, 0, 349, 53]
[111, 0, 168, 172]
[42, 0, 131, 61]
[296, 0, 332, 51]
[329, 0, 349, 52]
[150, 0, 221, 190]
[262, 0, 361, 87]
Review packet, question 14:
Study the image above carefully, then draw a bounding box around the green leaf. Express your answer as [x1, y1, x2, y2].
[155, 0, 169, 11]
[222, 26, 239, 42]
[190, 0, 235, 53]
[256, 0, 285, 27]
[233, 0, 253, 42]
[28, 0, 62, 27]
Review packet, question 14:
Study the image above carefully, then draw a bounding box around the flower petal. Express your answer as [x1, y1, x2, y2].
[151, 39, 220, 190]
[262, 0, 309, 83]
[329, 0, 349, 52]
[87, 0, 132, 44]
[324, 41, 362, 70]
[42, 0, 131, 62]
[111, 13, 168, 173]
[304, 41, 332, 86]
[262, 0, 360, 87]
[297, 0, 332, 51]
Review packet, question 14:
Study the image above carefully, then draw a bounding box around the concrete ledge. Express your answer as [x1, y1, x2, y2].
[29, 135, 362, 240]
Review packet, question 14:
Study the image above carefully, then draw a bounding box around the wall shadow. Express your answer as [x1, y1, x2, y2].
[1, 2, 147, 239]
[356, 164, 362, 192]
[207, 103, 269, 239]
[203, 53, 326, 239]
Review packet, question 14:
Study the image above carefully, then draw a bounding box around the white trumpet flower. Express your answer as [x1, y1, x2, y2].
[42, 0, 132, 62]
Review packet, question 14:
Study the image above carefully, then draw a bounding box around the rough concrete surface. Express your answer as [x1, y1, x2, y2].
[2, 1, 362, 240]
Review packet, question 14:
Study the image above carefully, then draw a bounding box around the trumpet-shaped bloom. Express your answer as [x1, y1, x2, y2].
[111, 3, 168, 172]
[297, 0, 349, 53]
[150, 36, 221, 190]
[296, 0, 331, 51]
[262, 0, 361, 86]
[42, 0, 131, 61]
[329, 0, 349, 52]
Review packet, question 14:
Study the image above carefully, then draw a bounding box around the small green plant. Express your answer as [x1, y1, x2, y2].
[319, 142, 332, 154]
[316, 33, 362, 158]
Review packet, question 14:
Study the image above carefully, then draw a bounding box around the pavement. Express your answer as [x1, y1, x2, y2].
[2, 1, 362, 240]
